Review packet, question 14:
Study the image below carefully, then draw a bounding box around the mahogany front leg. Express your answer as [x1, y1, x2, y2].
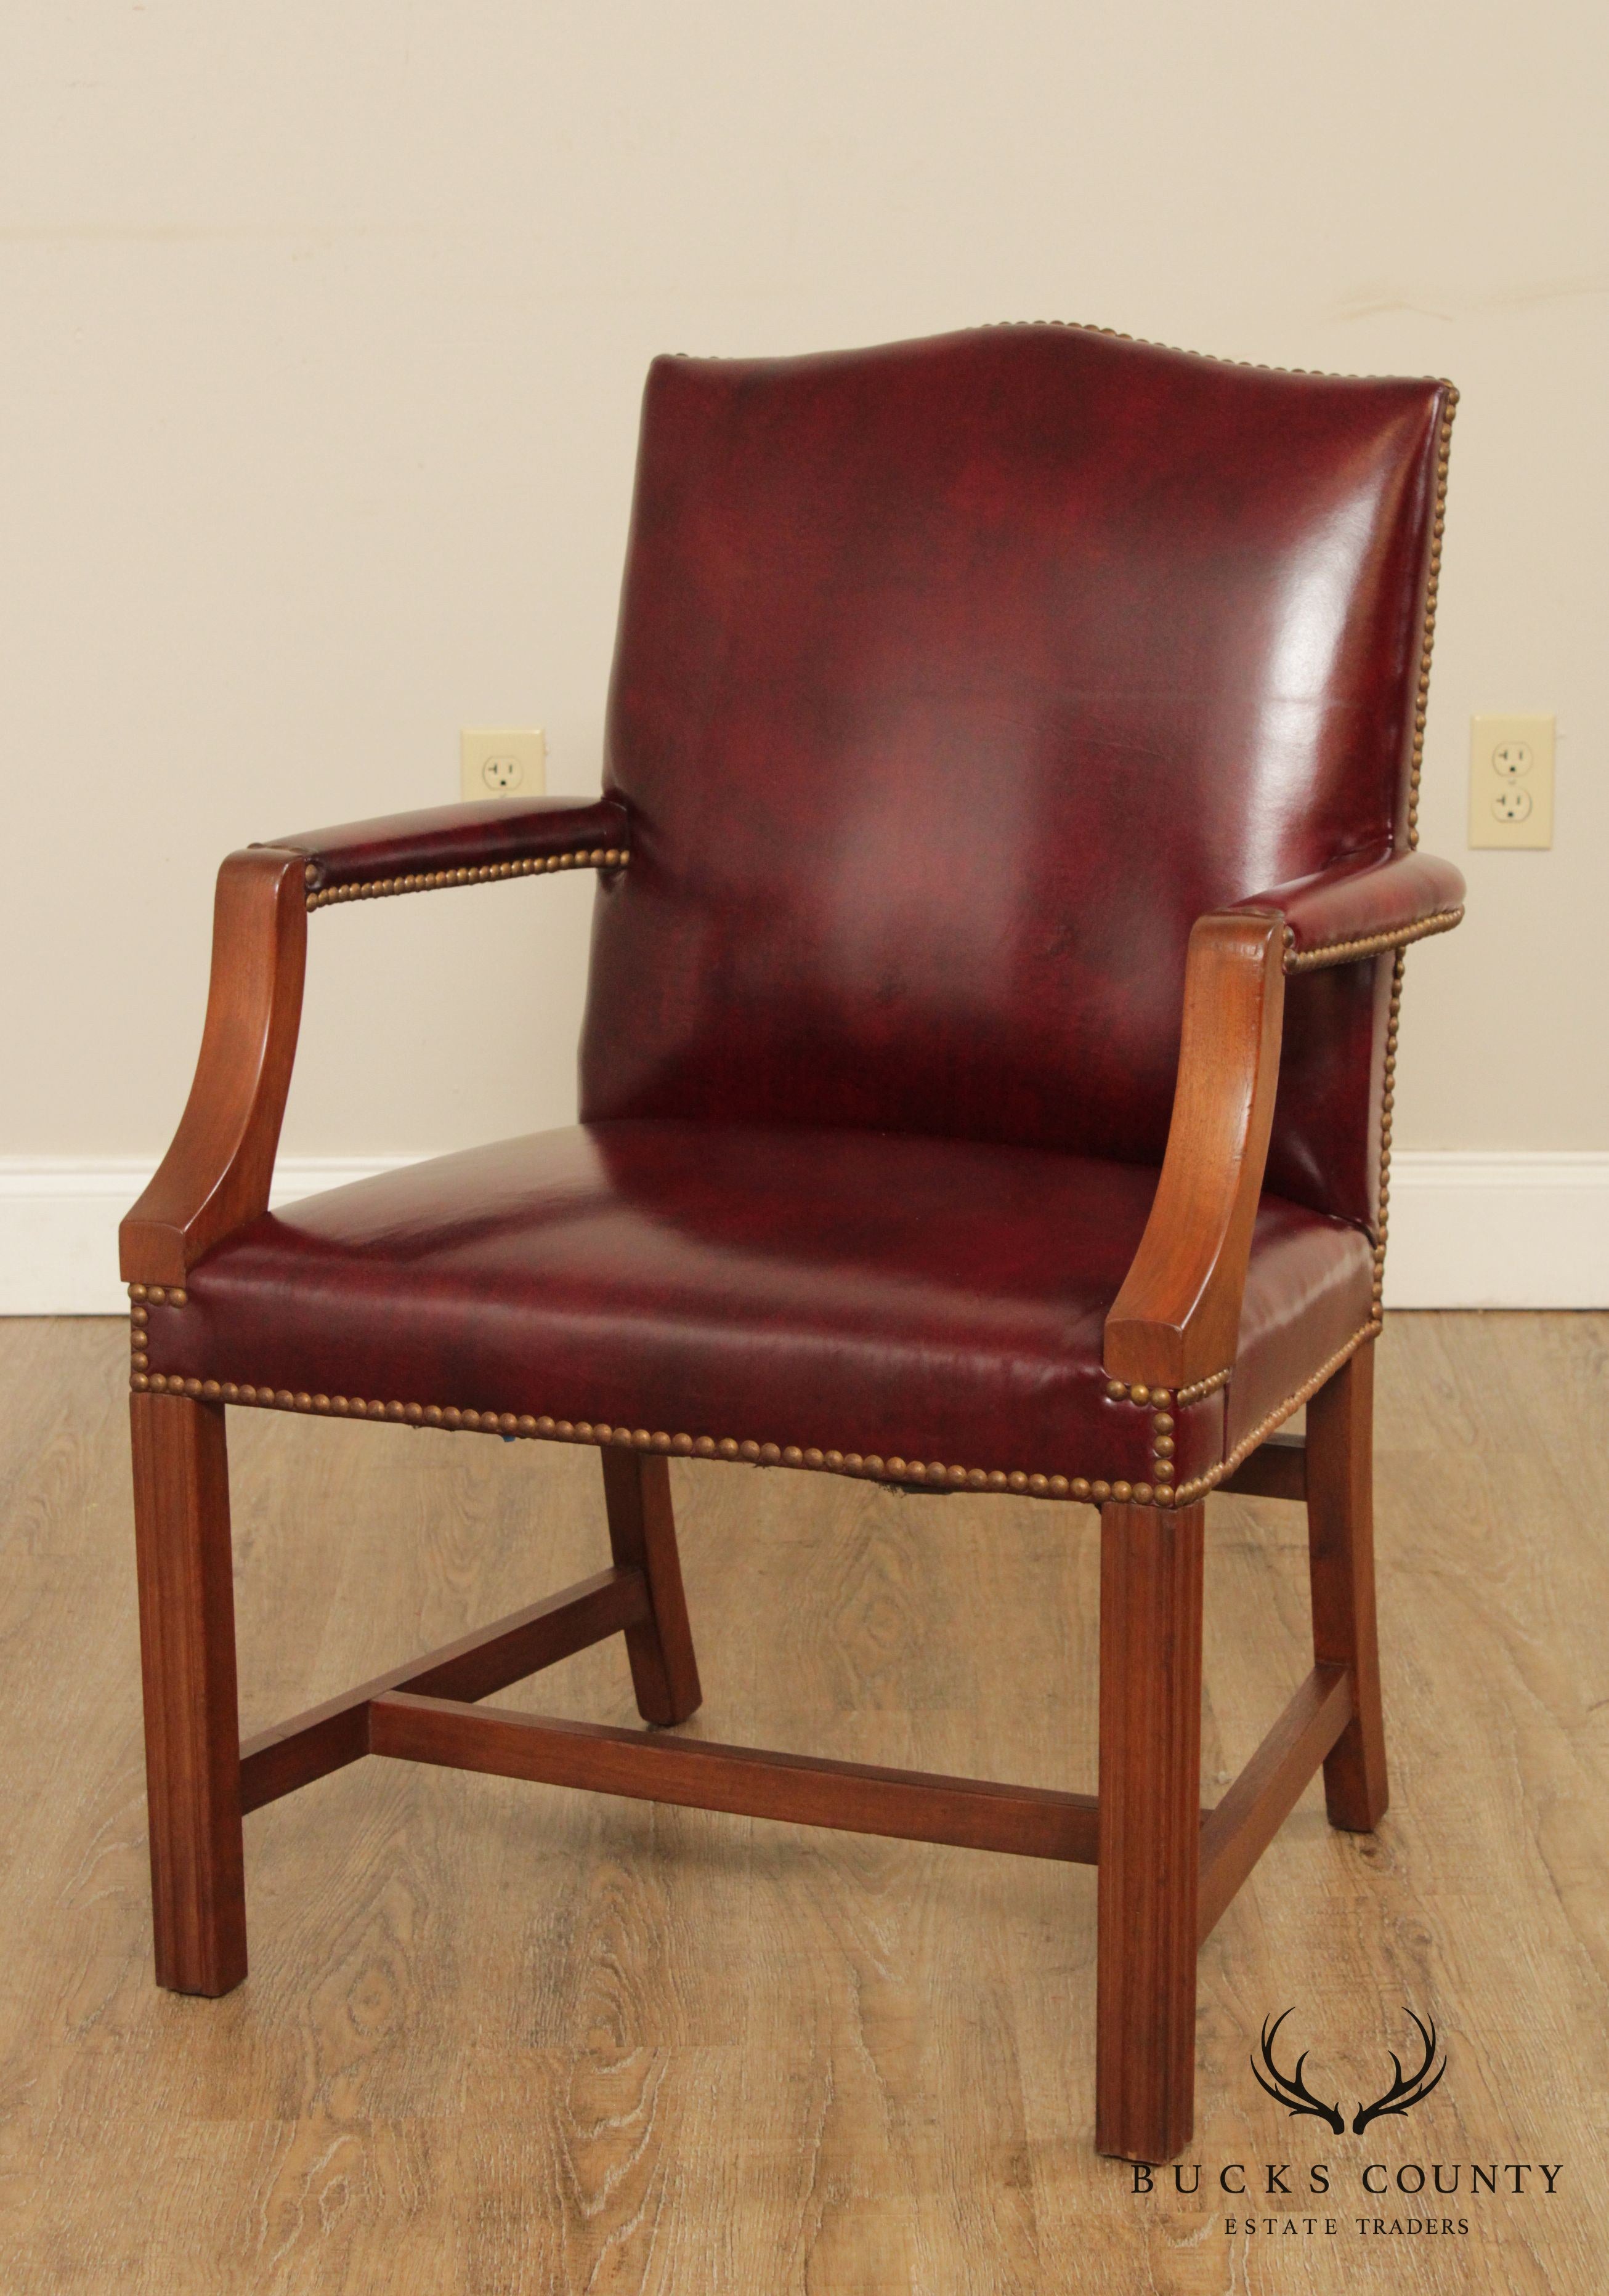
[1095, 1499, 1205, 2163]
[129, 1391, 247, 1994]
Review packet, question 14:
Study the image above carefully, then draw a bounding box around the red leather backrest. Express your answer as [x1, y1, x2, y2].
[579, 326, 1449, 1230]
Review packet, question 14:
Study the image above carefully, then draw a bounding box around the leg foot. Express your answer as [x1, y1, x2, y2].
[130, 1391, 246, 1994]
[1096, 1500, 1204, 2163]
[600, 1450, 702, 1726]
[1306, 1341, 1388, 1830]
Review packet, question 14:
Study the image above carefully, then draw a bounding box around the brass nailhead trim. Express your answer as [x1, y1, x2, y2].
[1174, 1365, 1233, 1406]
[304, 849, 629, 912]
[1284, 906, 1464, 973]
[1372, 948, 1406, 1314]
[1286, 397, 1453, 1314]
[1103, 1375, 1190, 1491]
[128, 1324, 1377, 1513]
[1169, 1319, 1382, 1507]
[128, 1283, 187, 1308]
[978, 317, 1446, 392]
[121, 1370, 1212, 1511]
[1408, 394, 1457, 852]
[1101, 1380, 1175, 1409]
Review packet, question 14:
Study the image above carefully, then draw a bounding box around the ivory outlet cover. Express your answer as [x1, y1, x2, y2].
[461, 727, 546, 801]
[1468, 713, 1553, 849]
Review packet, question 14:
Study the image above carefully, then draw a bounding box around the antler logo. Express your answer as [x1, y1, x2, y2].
[1252, 2009, 1447, 2136]
[1251, 2010, 1345, 2134]
[1351, 2010, 1447, 2134]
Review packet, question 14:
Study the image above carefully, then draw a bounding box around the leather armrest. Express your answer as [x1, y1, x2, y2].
[274, 794, 630, 908]
[1233, 847, 1465, 971]
[122, 794, 628, 1284]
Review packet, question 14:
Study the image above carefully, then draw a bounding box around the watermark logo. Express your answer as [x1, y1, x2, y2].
[1127, 2005, 1563, 2242]
[1252, 2007, 1446, 2135]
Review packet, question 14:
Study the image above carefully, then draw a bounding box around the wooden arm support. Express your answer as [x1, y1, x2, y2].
[121, 847, 309, 1288]
[1102, 847, 1464, 1396]
[1103, 910, 1287, 1393]
[120, 798, 626, 1286]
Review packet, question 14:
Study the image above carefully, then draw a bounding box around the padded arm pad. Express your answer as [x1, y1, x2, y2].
[268, 794, 630, 902]
[1234, 847, 1465, 971]
[122, 794, 632, 1280]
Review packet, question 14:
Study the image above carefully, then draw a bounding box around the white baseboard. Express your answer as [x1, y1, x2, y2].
[1377, 1151, 1609, 1309]
[0, 1158, 413, 1316]
[0, 1150, 1605, 1316]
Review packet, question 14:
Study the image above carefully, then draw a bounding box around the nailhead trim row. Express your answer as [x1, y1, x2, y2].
[304, 848, 628, 911]
[1407, 395, 1457, 851]
[1101, 1367, 1231, 1409]
[1372, 949, 1406, 1315]
[126, 1301, 1377, 1511]
[1175, 1365, 1234, 1406]
[1101, 1375, 1188, 1487]
[1169, 1319, 1382, 1506]
[981, 317, 1447, 392]
[1284, 907, 1464, 973]
[1344, 394, 1454, 1310]
[126, 1368, 1167, 1502]
[1101, 1378, 1175, 1407]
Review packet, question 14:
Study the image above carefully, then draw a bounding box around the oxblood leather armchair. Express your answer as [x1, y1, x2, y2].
[121, 324, 1464, 2165]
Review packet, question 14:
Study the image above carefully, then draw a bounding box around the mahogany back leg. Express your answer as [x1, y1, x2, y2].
[599, 1450, 703, 1727]
[1305, 1341, 1389, 1830]
[129, 1391, 248, 1995]
[1095, 1498, 1205, 2163]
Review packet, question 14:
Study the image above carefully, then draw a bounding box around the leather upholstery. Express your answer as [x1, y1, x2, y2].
[1236, 847, 1465, 962]
[272, 794, 628, 892]
[142, 1122, 1376, 1490]
[582, 326, 1450, 1235]
[136, 326, 1461, 1505]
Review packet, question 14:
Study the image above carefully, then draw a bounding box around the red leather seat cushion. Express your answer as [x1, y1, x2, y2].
[144, 1123, 1374, 1495]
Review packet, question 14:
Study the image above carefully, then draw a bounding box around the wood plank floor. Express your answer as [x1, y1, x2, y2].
[0, 1314, 1604, 2294]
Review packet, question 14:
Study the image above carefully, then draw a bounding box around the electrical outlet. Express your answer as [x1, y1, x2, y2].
[460, 726, 546, 801]
[1468, 713, 1553, 849]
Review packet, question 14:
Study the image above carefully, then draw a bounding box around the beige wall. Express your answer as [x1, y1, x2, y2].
[4, 1, 1605, 1166]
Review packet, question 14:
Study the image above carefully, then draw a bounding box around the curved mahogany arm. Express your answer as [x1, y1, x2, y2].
[1103, 912, 1287, 1392]
[1103, 850, 1465, 1391]
[1233, 846, 1465, 972]
[120, 847, 309, 1288]
[119, 797, 627, 1287]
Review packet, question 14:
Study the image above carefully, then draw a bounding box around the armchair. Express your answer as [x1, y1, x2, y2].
[123, 324, 1463, 2163]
